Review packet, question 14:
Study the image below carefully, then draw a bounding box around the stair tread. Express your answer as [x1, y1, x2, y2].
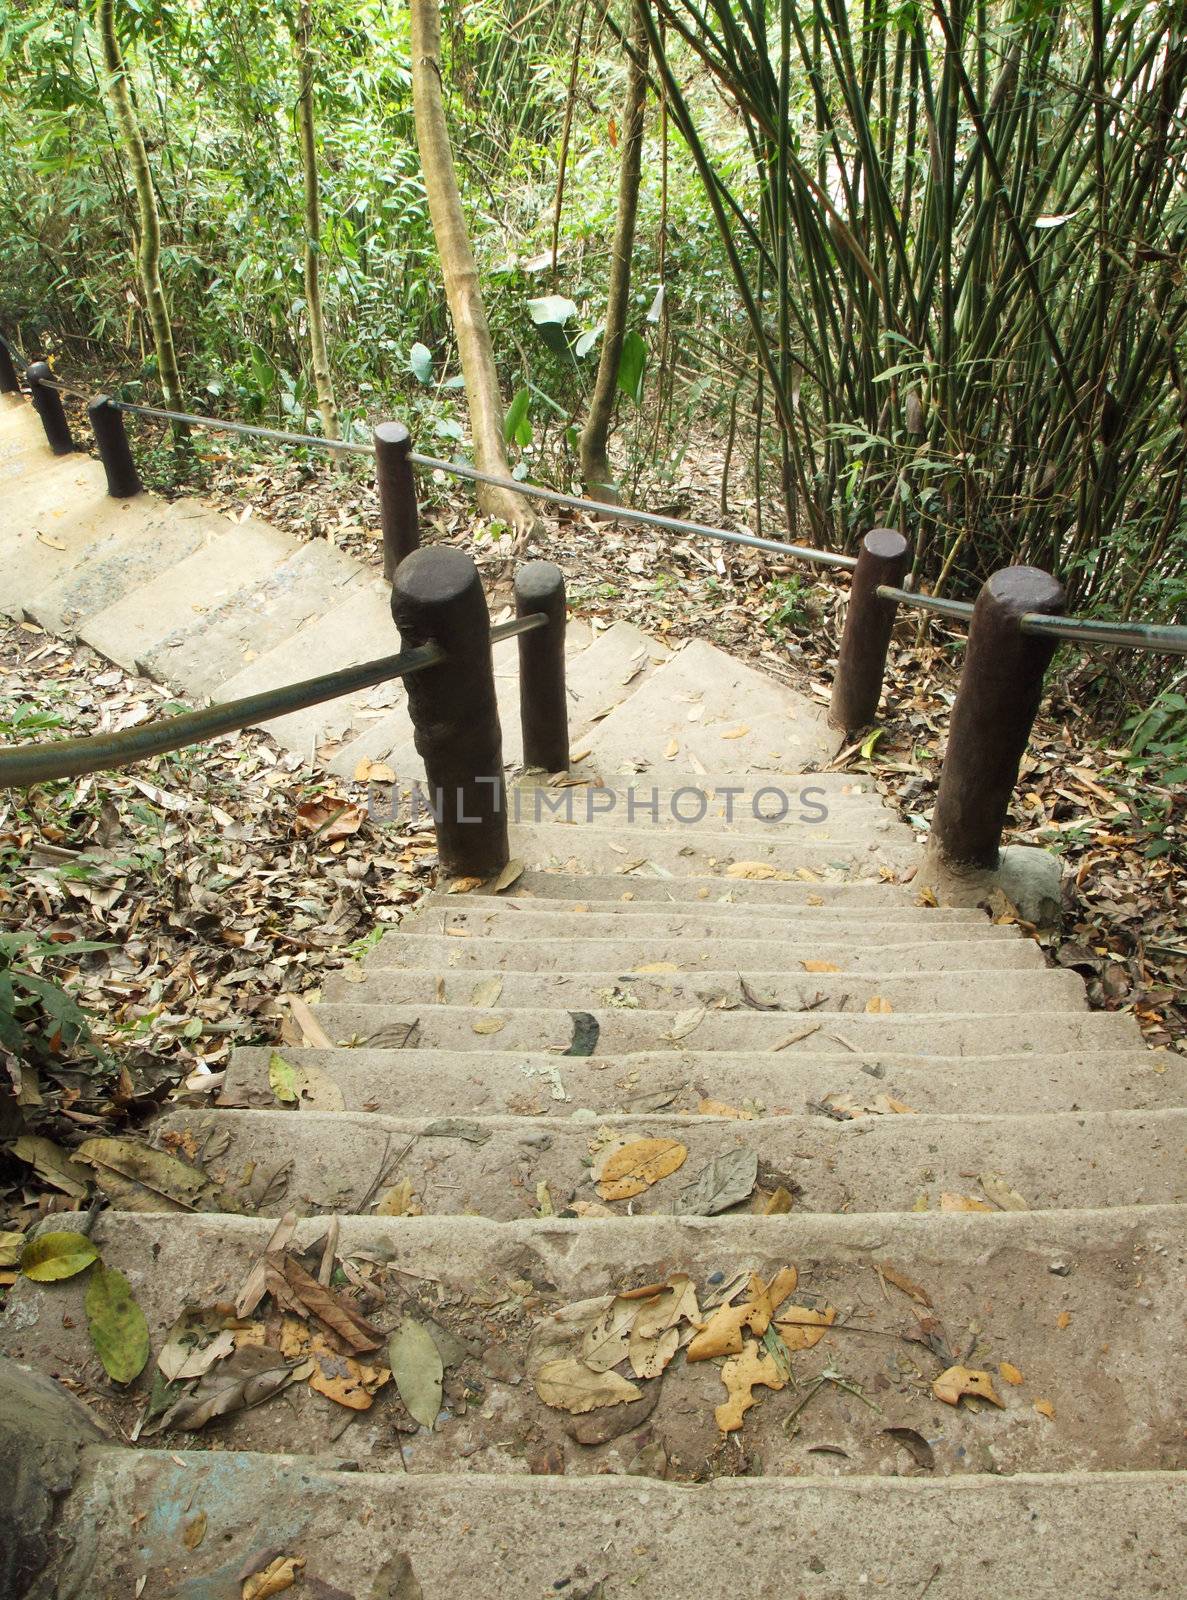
[78, 1453, 1187, 1598]
[222, 1043, 1185, 1117]
[7, 1207, 1183, 1479]
[153, 1104, 1187, 1217]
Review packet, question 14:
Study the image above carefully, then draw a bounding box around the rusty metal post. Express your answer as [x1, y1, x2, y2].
[929, 565, 1065, 869]
[515, 560, 569, 773]
[0, 338, 19, 394]
[87, 396, 142, 498]
[375, 421, 419, 580]
[392, 546, 508, 879]
[829, 527, 910, 731]
[26, 362, 73, 455]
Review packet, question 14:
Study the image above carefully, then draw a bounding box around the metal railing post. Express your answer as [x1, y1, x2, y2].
[392, 546, 508, 878]
[26, 361, 73, 455]
[829, 527, 910, 731]
[929, 565, 1065, 869]
[87, 396, 142, 498]
[374, 421, 419, 581]
[514, 560, 569, 773]
[0, 338, 19, 395]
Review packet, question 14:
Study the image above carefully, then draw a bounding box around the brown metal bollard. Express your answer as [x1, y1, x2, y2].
[829, 527, 910, 732]
[0, 338, 19, 395]
[26, 362, 73, 455]
[375, 421, 419, 580]
[392, 546, 509, 879]
[929, 565, 1065, 869]
[88, 397, 143, 499]
[515, 560, 569, 773]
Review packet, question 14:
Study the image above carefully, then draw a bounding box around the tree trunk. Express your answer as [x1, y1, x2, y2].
[97, 0, 185, 421]
[295, 0, 340, 441]
[409, 0, 535, 535]
[580, 2, 648, 504]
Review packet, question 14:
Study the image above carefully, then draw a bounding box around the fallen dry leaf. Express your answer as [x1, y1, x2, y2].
[182, 1512, 207, 1550]
[471, 1016, 506, 1035]
[939, 1192, 995, 1212]
[802, 960, 841, 973]
[932, 1366, 1005, 1408]
[724, 861, 789, 881]
[293, 798, 363, 841]
[687, 1268, 797, 1361]
[580, 1297, 637, 1371]
[242, 1556, 306, 1600]
[762, 1186, 794, 1215]
[877, 1263, 933, 1308]
[1056, 1311, 1072, 1330]
[1034, 1399, 1056, 1419]
[715, 1340, 787, 1430]
[999, 1361, 1024, 1386]
[697, 1097, 752, 1118]
[980, 1171, 1029, 1211]
[720, 725, 750, 739]
[534, 1358, 642, 1414]
[595, 1137, 687, 1201]
[776, 1305, 837, 1350]
[865, 995, 893, 1013]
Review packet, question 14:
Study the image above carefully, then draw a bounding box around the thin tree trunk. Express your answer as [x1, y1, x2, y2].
[295, 0, 340, 440]
[409, 0, 535, 535]
[580, 1, 648, 503]
[96, 0, 184, 421]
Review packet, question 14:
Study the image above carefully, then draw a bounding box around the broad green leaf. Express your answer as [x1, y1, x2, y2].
[409, 342, 433, 384]
[616, 330, 647, 404]
[503, 386, 532, 447]
[269, 1050, 299, 1104]
[20, 1230, 100, 1282]
[85, 1264, 150, 1385]
[860, 727, 885, 759]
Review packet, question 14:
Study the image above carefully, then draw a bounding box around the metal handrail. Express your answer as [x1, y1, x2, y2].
[15, 366, 1187, 656]
[0, 614, 547, 788]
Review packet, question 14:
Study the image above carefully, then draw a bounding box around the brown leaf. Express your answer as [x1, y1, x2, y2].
[762, 1186, 794, 1215]
[715, 1341, 787, 1431]
[999, 1361, 1024, 1386]
[156, 1346, 314, 1432]
[534, 1358, 642, 1414]
[881, 1427, 935, 1470]
[932, 1365, 1004, 1408]
[595, 1137, 687, 1201]
[687, 1268, 797, 1361]
[183, 1511, 207, 1550]
[279, 1255, 383, 1353]
[294, 798, 363, 841]
[940, 1192, 995, 1212]
[865, 995, 893, 1013]
[242, 1556, 306, 1600]
[801, 960, 841, 973]
[1034, 1398, 1056, 1419]
[775, 1305, 837, 1351]
[697, 1098, 752, 1119]
[876, 1262, 933, 1307]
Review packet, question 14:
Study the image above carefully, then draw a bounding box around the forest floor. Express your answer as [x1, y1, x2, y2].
[1, 410, 1183, 1241]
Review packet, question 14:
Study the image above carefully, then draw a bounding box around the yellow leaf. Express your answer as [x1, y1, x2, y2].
[664, 739, 679, 758]
[876, 1263, 932, 1307]
[182, 1511, 207, 1550]
[687, 1268, 797, 1361]
[472, 1016, 506, 1035]
[596, 1138, 687, 1201]
[375, 1179, 421, 1217]
[865, 995, 893, 1013]
[534, 1358, 642, 1414]
[720, 725, 750, 740]
[932, 1366, 1004, 1408]
[715, 1340, 787, 1431]
[916, 886, 939, 907]
[1034, 1398, 1056, 1420]
[1056, 1310, 1072, 1330]
[775, 1305, 837, 1351]
[632, 962, 680, 974]
[242, 1556, 306, 1599]
[697, 1097, 751, 1119]
[802, 960, 841, 973]
[940, 1192, 995, 1212]
[999, 1361, 1024, 1386]
[762, 1186, 793, 1215]
[725, 861, 786, 881]
[447, 876, 484, 894]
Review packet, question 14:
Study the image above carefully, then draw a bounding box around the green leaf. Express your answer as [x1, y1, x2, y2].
[20, 1230, 100, 1282]
[860, 727, 885, 759]
[616, 330, 647, 404]
[387, 1315, 444, 1429]
[85, 1264, 150, 1385]
[409, 342, 433, 384]
[269, 1050, 299, 1104]
[503, 386, 532, 448]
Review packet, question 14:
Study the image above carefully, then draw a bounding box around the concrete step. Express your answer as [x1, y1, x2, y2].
[141, 537, 365, 695]
[462, 867, 927, 906]
[79, 516, 293, 673]
[508, 822, 915, 878]
[26, 499, 231, 635]
[323, 965, 1088, 1015]
[361, 937, 1042, 977]
[2, 464, 171, 621]
[414, 888, 988, 923]
[153, 1105, 1187, 1218]
[395, 903, 1017, 942]
[222, 1044, 1186, 1118]
[578, 637, 841, 774]
[72, 1452, 1187, 1598]
[306, 1003, 1138, 1053]
[329, 618, 673, 783]
[215, 575, 403, 760]
[7, 1207, 1184, 1477]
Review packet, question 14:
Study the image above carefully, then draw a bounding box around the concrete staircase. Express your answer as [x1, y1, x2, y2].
[4, 394, 1187, 1594]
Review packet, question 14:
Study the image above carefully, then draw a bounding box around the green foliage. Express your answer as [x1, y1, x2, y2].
[0, 930, 110, 1067]
[762, 576, 810, 638]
